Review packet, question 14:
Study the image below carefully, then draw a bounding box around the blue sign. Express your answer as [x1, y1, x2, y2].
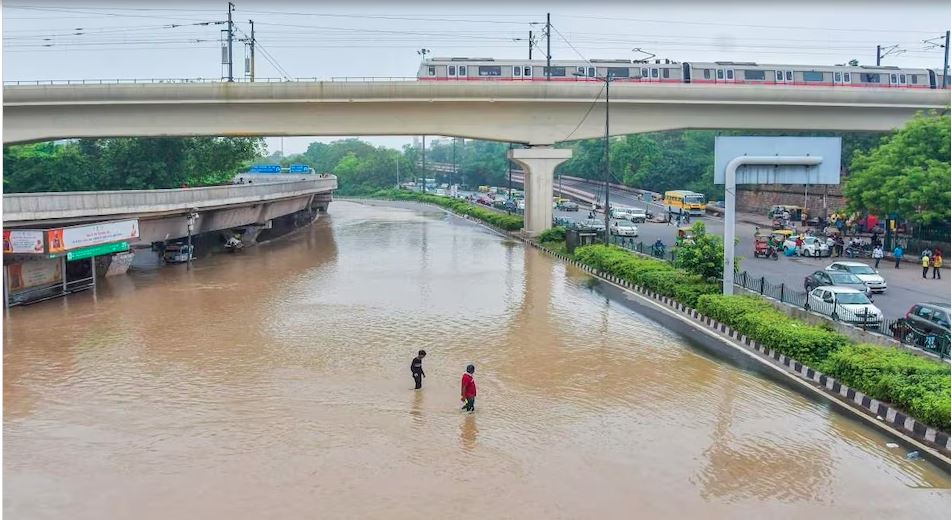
[250, 164, 281, 174]
[289, 164, 311, 173]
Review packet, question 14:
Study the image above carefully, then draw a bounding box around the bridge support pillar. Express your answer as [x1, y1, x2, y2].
[509, 146, 572, 236]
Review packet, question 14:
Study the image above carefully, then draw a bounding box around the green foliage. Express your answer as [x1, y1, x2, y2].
[370, 189, 523, 231]
[696, 295, 849, 366]
[844, 113, 951, 225]
[538, 226, 567, 243]
[819, 344, 951, 430]
[673, 221, 729, 280]
[4, 137, 264, 192]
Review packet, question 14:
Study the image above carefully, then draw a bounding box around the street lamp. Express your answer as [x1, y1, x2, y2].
[574, 70, 614, 244]
[185, 210, 199, 271]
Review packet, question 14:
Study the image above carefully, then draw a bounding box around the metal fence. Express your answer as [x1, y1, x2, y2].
[606, 235, 950, 359]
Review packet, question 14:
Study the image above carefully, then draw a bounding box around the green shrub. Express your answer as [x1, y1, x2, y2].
[369, 189, 523, 230]
[538, 226, 566, 243]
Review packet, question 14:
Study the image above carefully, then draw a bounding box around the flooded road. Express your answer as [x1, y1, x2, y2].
[4, 200, 950, 519]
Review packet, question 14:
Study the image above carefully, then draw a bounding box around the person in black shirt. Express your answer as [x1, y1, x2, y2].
[411, 350, 427, 390]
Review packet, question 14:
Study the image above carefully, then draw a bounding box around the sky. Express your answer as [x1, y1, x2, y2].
[3, 1, 950, 154]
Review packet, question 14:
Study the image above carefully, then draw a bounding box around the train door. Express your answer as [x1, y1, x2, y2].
[640, 67, 650, 82]
[834, 71, 844, 86]
[682, 63, 692, 83]
[523, 66, 532, 80]
[898, 73, 908, 87]
[650, 67, 660, 82]
[928, 70, 937, 89]
[716, 68, 735, 83]
[458, 65, 467, 78]
[448, 65, 457, 79]
[775, 69, 794, 85]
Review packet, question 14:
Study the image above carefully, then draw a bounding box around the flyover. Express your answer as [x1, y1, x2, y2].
[5, 79, 949, 234]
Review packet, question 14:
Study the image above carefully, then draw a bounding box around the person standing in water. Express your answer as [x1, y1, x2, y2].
[460, 364, 477, 412]
[411, 350, 426, 390]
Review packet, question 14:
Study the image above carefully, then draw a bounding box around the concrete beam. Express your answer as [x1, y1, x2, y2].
[5, 82, 949, 145]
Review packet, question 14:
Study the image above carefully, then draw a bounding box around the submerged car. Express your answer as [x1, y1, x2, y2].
[826, 261, 887, 293]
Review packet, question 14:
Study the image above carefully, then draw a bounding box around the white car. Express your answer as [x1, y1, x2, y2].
[627, 208, 648, 223]
[517, 200, 525, 211]
[611, 220, 639, 237]
[610, 207, 634, 220]
[825, 261, 887, 293]
[782, 236, 830, 257]
[805, 286, 883, 324]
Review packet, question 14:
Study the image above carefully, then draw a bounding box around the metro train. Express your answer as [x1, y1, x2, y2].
[418, 57, 950, 89]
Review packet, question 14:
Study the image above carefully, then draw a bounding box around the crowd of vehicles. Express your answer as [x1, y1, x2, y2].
[419, 57, 951, 90]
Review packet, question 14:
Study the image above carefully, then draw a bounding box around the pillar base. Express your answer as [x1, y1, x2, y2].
[508, 147, 572, 236]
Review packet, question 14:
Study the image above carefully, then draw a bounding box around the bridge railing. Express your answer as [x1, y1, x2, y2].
[3, 176, 337, 222]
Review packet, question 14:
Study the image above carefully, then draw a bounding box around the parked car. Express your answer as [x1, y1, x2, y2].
[557, 200, 579, 211]
[804, 286, 883, 325]
[627, 208, 648, 223]
[825, 261, 887, 293]
[517, 200, 525, 211]
[803, 270, 869, 294]
[782, 235, 829, 257]
[610, 207, 634, 220]
[610, 220, 639, 237]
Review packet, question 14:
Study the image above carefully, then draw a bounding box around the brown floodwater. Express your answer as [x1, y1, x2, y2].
[4, 200, 950, 519]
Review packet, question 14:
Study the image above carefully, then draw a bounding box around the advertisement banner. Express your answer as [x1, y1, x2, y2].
[7, 257, 63, 293]
[47, 219, 139, 254]
[3, 230, 46, 254]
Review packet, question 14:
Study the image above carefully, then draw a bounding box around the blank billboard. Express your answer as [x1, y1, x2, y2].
[714, 136, 842, 185]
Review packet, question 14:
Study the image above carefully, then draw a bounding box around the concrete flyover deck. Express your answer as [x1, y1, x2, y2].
[4, 80, 950, 145]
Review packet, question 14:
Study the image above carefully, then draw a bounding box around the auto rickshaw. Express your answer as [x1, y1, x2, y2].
[768, 205, 806, 227]
[770, 229, 795, 245]
[676, 227, 695, 246]
[753, 234, 778, 259]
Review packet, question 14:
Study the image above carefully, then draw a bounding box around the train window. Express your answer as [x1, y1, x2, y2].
[524, 66, 532, 76]
[785, 71, 793, 81]
[459, 66, 467, 76]
[578, 66, 586, 75]
[803, 71, 823, 82]
[744, 70, 766, 81]
[703, 70, 711, 79]
[651, 68, 659, 78]
[588, 67, 596, 77]
[843, 72, 851, 83]
[662, 68, 670, 78]
[776, 71, 783, 81]
[543, 66, 567, 77]
[726, 69, 734, 80]
[861, 73, 880, 83]
[428, 66, 436, 76]
[910, 74, 917, 84]
[479, 66, 501, 77]
[641, 68, 649, 77]
[890, 73, 897, 84]
[834, 72, 842, 82]
[513, 66, 521, 77]
[716, 69, 724, 79]
[608, 67, 630, 78]
[448, 65, 456, 76]
[899, 74, 906, 84]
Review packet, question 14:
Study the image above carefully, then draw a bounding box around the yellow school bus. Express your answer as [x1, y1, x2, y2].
[664, 190, 706, 216]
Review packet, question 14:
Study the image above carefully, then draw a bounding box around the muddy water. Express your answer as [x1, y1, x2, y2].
[4, 200, 950, 519]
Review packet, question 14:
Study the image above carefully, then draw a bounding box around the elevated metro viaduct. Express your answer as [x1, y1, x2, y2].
[5, 80, 949, 235]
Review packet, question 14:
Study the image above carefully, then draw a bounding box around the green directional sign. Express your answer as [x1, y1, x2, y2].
[66, 241, 129, 261]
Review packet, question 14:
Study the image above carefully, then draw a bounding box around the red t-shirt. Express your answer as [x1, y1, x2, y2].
[461, 373, 477, 398]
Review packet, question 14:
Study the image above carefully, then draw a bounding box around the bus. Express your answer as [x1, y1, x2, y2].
[663, 190, 706, 217]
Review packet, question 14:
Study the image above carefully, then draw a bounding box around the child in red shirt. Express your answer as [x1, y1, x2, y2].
[461, 364, 477, 412]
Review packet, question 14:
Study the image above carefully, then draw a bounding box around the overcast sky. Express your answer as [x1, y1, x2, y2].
[4, 1, 949, 154]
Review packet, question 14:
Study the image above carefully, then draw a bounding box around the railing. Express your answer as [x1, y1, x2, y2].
[606, 235, 951, 359]
[3, 176, 337, 222]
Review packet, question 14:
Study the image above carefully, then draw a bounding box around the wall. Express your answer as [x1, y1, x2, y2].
[737, 183, 845, 217]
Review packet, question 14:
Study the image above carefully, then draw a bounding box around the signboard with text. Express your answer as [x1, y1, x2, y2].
[3, 230, 46, 254]
[250, 164, 281, 174]
[66, 241, 129, 261]
[47, 219, 139, 254]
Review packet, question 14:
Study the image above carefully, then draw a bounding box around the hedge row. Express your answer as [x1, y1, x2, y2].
[570, 244, 951, 432]
[574, 245, 719, 307]
[371, 189, 523, 231]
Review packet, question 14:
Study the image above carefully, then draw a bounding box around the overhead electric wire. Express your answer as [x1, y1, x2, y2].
[563, 14, 944, 35]
[550, 24, 589, 62]
[563, 82, 606, 142]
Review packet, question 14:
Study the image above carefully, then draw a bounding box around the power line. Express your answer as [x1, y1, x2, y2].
[563, 82, 606, 142]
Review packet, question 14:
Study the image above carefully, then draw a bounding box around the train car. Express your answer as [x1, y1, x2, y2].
[418, 57, 947, 89]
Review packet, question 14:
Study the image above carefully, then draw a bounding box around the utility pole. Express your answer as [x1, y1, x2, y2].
[248, 19, 255, 82]
[227, 2, 235, 82]
[396, 154, 400, 188]
[528, 30, 533, 60]
[944, 30, 950, 89]
[545, 13, 551, 81]
[421, 135, 426, 194]
[603, 77, 611, 245]
[876, 44, 881, 66]
[452, 138, 457, 189]
[507, 143, 513, 203]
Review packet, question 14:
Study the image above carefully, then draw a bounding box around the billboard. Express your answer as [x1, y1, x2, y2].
[3, 230, 46, 254]
[714, 136, 841, 185]
[47, 219, 139, 254]
[7, 258, 63, 293]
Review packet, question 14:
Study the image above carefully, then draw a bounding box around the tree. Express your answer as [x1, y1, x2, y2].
[844, 113, 951, 225]
[674, 221, 730, 280]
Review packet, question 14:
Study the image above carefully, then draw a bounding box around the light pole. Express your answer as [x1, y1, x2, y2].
[575, 71, 613, 244]
[186, 210, 199, 271]
[396, 154, 400, 188]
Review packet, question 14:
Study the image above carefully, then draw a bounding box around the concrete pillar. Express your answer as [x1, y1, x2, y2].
[508, 146, 572, 236]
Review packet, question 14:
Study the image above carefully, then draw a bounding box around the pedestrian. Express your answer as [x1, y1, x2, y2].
[411, 350, 427, 390]
[932, 253, 942, 279]
[922, 254, 931, 279]
[826, 236, 835, 256]
[460, 364, 477, 412]
[872, 244, 884, 269]
[893, 245, 904, 268]
[666, 211, 672, 226]
[795, 235, 804, 256]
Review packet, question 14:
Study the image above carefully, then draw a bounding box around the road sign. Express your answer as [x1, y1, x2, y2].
[289, 164, 310, 173]
[250, 164, 281, 174]
[66, 241, 129, 261]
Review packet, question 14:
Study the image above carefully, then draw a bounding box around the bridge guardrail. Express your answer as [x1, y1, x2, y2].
[3, 177, 337, 222]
